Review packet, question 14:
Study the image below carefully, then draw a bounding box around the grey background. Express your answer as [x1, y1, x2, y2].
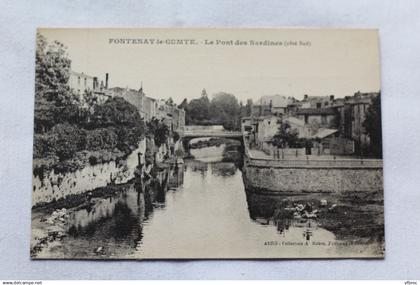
[0, 0, 419, 279]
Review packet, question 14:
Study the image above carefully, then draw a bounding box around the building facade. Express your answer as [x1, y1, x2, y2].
[296, 107, 338, 128]
[108, 86, 185, 135]
[251, 95, 295, 117]
[68, 71, 111, 106]
[248, 91, 379, 155]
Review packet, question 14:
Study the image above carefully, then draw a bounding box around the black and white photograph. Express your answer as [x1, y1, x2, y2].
[30, 28, 384, 259]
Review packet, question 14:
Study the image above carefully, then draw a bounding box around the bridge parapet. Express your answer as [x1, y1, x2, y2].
[183, 131, 242, 138]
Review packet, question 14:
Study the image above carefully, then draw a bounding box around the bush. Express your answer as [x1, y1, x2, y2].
[34, 123, 85, 161]
[88, 156, 98, 165]
[173, 131, 180, 142]
[85, 128, 118, 151]
[146, 118, 169, 147]
[33, 134, 52, 159]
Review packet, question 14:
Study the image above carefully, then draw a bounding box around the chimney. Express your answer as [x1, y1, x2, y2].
[330, 95, 335, 101]
[93, 77, 98, 89]
[105, 73, 109, 89]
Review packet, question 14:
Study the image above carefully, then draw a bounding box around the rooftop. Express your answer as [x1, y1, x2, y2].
[296, 107, 337, 116]
[70, 71, 95, 79]
[257, 95, 295, 108]
[311, 128, 338, 139]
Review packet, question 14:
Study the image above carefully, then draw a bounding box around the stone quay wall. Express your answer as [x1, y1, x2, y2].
[243, 161, 383, 194]
[242, 137, 383, 194]
[32, 139, 147, 207]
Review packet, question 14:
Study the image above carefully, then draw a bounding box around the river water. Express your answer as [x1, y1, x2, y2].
[35, 143, 384, 259]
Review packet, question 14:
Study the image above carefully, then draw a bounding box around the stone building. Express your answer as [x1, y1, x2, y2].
[346, 91, 379, 150]
[245, 91, 379, 156]
[296, 107, 338, 128]
[301, 94, 335, 109]
[109, 88, 186, 135]
[108, 87, 147, 118]
[171, 107, 186, 134]
[251, 95, 295, 117]
[252, 116, 282, 151]
[68, 71, 111, 106]
[69, 71, 95, 98]
[251, 104, 272, 117]
[108, 85, 161, 122]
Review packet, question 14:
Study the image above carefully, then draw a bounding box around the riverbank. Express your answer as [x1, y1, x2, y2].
[242, 135, 383, 194]
[33, 148, 129, 178]
[31, 140, 384, 259]
[30, 140, 184, 258]
[31, 154, 178, 258]
[242, 137, 384, 256]
[32, 139, 148, 207]
[246, 189, 384, 243]
[31, 182, 131, 257]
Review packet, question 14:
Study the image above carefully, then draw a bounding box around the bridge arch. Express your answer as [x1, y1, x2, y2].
[181, 125, 243, 155]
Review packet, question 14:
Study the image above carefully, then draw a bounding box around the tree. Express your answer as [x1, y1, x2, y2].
[187, 89, 211, 122]
[210, 92, 241, 130]
[147, 118, 169, 147]
[34, 33, 79, 133]
[91, 97, 143, 128]
[363, 93, 382, 157]
[181, 90, 243, 129]
[271, 122, 299, 148]
[47, 123, 85, 161]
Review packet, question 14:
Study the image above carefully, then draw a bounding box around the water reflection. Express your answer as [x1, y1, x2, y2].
[246, 190, 340, 242]
[39, 143, 382, 258]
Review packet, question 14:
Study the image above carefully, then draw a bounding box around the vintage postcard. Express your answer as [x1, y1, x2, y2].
[31, 28, 384, 259]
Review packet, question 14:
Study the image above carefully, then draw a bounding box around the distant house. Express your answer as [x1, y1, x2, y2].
[347, 92, 378, 148]
[69, 71, 94, 98]
[241, 117, 253, 133]
[246, 91, 379, 156]
[331, 91, 379, 151]
[108, 87, 147, 118]
[301, 94, 335, 109]
[108, 85, 161, 122]
[108, 85, 186, 140]
[309, 128, 338, 155]
[251, 95, 295, 117]
[254, 116, 282, 150]
[68, 71, 111, 106]
[284, 116, 311, 139]
[296, 107, 338, 128]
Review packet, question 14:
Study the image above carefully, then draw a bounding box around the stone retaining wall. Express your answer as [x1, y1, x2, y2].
[243, 160, 383, 194]
[32, 139, 147, 207]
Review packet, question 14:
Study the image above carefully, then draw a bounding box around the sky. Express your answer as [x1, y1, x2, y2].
[38, 28, 381, 104]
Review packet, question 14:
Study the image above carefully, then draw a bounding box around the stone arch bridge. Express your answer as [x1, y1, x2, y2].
[181, 125, 243, 152]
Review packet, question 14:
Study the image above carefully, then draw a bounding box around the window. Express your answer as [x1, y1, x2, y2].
[84, 78, 87, 87]
[77, 77, 80, 85]
[321, 115, 327, 125]
[304, 115, 308, 123]
[316, 102, 321, 109]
